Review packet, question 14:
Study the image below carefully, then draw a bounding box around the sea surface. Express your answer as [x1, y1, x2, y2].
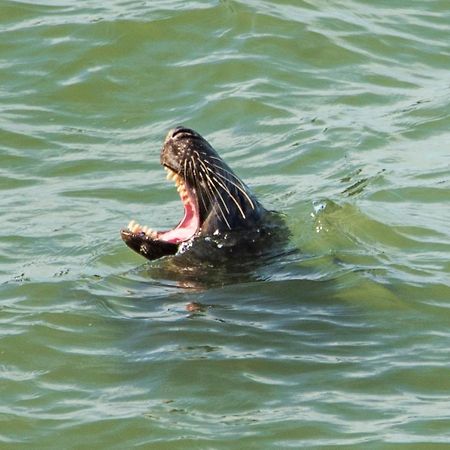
[1, 1, 449, 448]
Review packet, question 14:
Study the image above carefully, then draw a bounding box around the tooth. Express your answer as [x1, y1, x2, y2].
[142, 226, 149, 233]
[128, 220, 136, 230]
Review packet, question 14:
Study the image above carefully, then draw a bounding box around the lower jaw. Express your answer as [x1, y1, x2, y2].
[120, 229, 179, 260]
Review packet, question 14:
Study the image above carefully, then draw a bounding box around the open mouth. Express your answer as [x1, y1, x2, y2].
[124, 166, 200, 245]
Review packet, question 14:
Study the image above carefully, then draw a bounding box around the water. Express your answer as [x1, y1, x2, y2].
[1, 0, 449, 448]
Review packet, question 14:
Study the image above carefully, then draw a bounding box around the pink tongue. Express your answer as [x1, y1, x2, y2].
[158, 200, 199, 244]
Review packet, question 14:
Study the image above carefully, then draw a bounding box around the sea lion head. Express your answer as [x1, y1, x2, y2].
[121, 126, 266, 260]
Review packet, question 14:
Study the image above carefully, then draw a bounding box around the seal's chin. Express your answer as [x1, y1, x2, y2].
[120, 166, 200, 257]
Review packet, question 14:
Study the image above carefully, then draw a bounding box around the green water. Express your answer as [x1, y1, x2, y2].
[1, 1, 450, 448]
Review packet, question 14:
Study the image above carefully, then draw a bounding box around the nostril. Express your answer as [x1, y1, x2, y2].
[171, 126, 194, 139]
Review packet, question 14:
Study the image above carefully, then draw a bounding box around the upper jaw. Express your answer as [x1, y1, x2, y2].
[161, 126, 199, 170]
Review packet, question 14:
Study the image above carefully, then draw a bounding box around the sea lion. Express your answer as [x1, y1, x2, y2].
[121, 126, 282, 261]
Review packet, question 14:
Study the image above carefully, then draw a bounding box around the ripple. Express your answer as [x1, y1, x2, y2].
[1, 0, 449, 447]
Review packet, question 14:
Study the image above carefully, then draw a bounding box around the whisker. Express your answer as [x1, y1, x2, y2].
[200, 169, 232, 229]
[207, 156, 224, 162]
[193, 155, 254, 219]
[200, 159, 256, 210]
[201, 159, 244, 184]
[196, 159, 237, 217]
[192, 161, 225, 227]
[195, 162, 231, 228]
[207, 172, 247, 220]
[189, 160, 209, 214]
[204, 175, 230, 215]
[205, 165, 255, 211]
